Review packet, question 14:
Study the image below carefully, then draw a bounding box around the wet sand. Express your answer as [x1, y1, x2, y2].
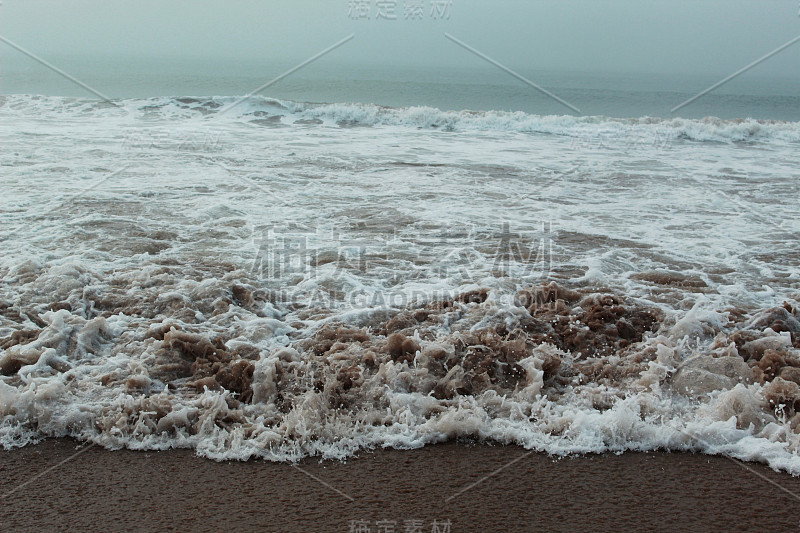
[1, 440, 799, 532]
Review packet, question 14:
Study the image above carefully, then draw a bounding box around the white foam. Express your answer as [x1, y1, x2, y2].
[2, 92, 800, 473]
[3, 94, 800, 143]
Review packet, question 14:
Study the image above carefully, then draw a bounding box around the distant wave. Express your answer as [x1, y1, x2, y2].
[3, 94, 800, 143]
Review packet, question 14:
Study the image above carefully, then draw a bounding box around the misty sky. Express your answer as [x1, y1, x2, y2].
[2, 0, 799, 78]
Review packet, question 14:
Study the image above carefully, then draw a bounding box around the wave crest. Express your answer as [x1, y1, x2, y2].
[3, 94, 799, 143]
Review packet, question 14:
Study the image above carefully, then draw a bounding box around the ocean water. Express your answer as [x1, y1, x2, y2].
[1, 65, 800, 472]
[4, 59, 800, 120]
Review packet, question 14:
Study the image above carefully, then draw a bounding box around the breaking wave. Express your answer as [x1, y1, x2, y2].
[3, 89, 800, 474]
[2, 260, 800, 473]
[3, 94, 800, 143]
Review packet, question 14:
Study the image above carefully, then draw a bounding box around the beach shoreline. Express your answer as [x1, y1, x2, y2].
[1, 439, 799, 532]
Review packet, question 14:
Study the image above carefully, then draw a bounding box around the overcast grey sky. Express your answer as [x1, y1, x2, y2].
[2, 0, 799, 78]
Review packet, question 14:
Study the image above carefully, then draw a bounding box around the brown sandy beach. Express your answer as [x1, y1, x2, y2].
[2, 440, 799, 532]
